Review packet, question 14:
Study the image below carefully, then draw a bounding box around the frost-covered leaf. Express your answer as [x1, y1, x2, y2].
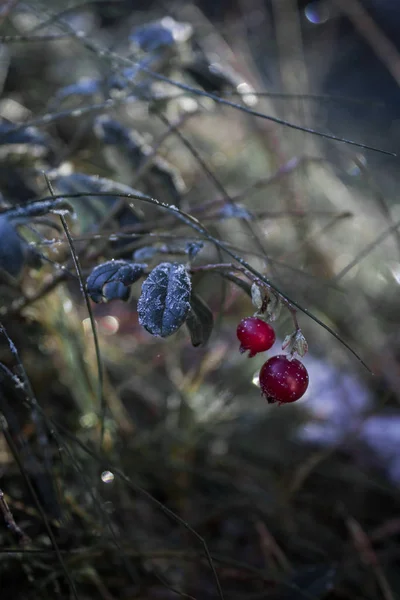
[52, 172, 144, 233]
[86, 260, 146, 303]
[102, 281, 131, 302]
[0, 216, 26, 278]
[108, 67, 137, 92]
[7, 198, 71, 221]
[217, 203, 254, 221]
[186, 294, 214, 347]
[0, 120, 55, 163]
[130, 18, 193, 53]
[0, 121, 50, 148]
[138, 262, 191, 337]
[94, 116, 144, 166]
[54, 78, 101, 102]
[184, 56, 257, 103]
[133, 241, 202, 262]
[148, 155, 186, 206]
[185, 241, 204, 261]
[94, 116, 186, 207]
[133, 246, 160, 261]
[185, 57, 242, 93]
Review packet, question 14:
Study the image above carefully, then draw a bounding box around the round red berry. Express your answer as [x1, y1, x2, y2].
[236, 317, 276, 357]
[259, 355, 309, 404]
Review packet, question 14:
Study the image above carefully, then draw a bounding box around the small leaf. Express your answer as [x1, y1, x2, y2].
[185, 241, 204, 261]
[55, 78, 101, 102]
[52, 172, 144, 233]
[184, 58, 257, 106]
[251, 282, 264, 310]
[185, 58, 242, 94]
[0, 120, 50, 148]
[130, 18, 192, 52]
[102, 281, 131, 302]
[108, 67, 138, 92]
[265, 292, 282, 322]
[138, 262, 191, 337]
[94, 116, 186, 207]
[133, 246, 160, 261]
[148, 156, 186, 206]
[282, 329, 308, 358]
[94, 116, 144, 165]
[86, 260, 146, 303]
[186, 294, 214, 347]
[0, 120, 55, 163]
[0, 216, 27, 279]
[217, 203, 254, 221]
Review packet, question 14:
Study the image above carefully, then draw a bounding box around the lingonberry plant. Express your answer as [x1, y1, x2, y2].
[0, 5, 390, 599]
[259, 355, 309, 404]
[236, 317, 276, 357]
[236, 281, 309, 403]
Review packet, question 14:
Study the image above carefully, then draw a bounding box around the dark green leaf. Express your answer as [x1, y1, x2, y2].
[186, 293, 214, 347]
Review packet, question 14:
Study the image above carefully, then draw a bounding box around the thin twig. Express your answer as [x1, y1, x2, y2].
[0, 488, 30, 544]
[21, 190, 372, 372]
[15, 8, 395, 156]
[43, 175, 106, 451]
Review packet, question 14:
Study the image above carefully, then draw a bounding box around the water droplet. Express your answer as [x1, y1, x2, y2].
[101, 470, 114, 484]
[346, 154, 367, 177]
[79, 412, 98, 428]
[237, 82, 257, 107]
[390, 263, 400, 284]
[305, 1, 331, 24]
[252, 371, 261, 388]
[63, 298, 73, 313]
[210, 438, 228, 456]
[99, 316, 119, 335]
[179, 97, 198, 113]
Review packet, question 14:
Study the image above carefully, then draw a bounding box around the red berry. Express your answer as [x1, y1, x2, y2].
[236, 317, 276, 357]
[259, 355, 309, 404]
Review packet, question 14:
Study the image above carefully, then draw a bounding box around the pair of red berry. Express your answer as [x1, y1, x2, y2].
[236, 317, 309, 404]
